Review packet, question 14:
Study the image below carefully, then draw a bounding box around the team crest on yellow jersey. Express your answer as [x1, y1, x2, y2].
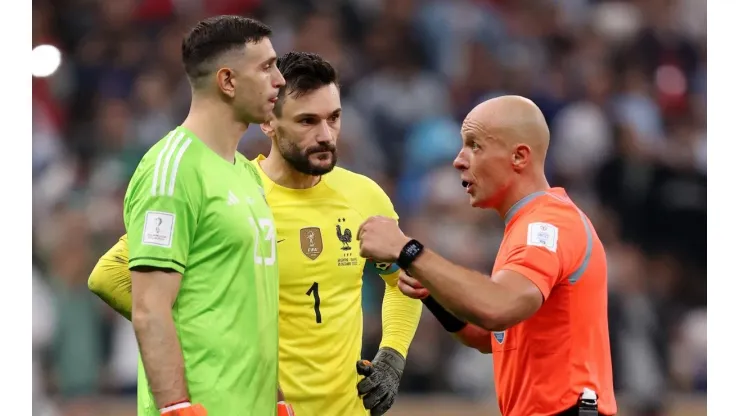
[336, 218, 359, 267]
[300, 227, 323, 260]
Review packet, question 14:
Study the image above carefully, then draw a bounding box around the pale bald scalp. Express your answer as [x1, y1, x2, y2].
[462, 95, 550, 164]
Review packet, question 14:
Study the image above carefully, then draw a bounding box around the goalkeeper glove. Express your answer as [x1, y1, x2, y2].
[159, 401, 207, 416]
[356, 347, 405, 416]
[277, 401, 296, 416]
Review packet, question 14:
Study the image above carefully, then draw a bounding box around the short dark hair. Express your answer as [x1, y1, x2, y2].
[181, 15, 272, 81]
[274, 52, 339, 116]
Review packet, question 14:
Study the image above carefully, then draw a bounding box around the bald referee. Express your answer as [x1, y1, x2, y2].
[357, 96, 616, 416]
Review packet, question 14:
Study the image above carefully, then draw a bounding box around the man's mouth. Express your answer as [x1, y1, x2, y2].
[309, 147, 335, 155]
[462, 179, 474, 194]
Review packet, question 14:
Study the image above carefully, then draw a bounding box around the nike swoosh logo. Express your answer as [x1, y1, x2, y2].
[277, 239, 285, 243]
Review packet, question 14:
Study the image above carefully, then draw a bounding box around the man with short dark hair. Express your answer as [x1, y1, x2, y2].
[121, 15, 285, 416]
[258, 51, 421, 416]
[90, 51, 420, 416]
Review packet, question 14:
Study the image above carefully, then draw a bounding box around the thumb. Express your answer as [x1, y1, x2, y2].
[356, 359, 375, 377]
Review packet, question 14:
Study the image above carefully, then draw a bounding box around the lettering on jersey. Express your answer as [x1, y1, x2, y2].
[336, 218, 359, 267]
[526, 222, 559, 253]
[142, 211, 175, 248]
[300, 227, 323, 260]
[493, 331, 505, 344]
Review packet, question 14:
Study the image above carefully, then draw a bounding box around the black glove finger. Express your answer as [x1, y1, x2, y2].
[374, 394, 395, 415]
[362, 388, 387, 411]
[368, 391, 393, 415]
[357, 374, 379, 395]
[356, 359, 375, 377]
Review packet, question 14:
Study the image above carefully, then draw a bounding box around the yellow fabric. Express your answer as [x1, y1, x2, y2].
[88, 235, 132, 320]
[378, 271, 422, 358]
[87, 155, 422, 416]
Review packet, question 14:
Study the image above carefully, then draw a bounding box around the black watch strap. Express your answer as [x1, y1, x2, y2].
[397, 239, 424, 270]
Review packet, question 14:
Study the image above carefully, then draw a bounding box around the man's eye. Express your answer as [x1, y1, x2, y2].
[471, 142, 480, 150]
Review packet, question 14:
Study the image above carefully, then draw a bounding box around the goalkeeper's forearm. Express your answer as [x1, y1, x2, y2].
[379, 280, 422, 357]
[132, 270, 189, 409]
[134, 303, 188, 408]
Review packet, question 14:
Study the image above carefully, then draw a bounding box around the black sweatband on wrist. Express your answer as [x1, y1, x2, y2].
[421, 295, 467, 333]
[397, 239, 424, 270]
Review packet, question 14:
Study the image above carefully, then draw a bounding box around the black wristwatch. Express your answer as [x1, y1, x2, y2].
[397, 239, 424, 270]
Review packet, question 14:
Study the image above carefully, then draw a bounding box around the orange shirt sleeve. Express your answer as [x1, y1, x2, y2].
[499, 219, 564, 300]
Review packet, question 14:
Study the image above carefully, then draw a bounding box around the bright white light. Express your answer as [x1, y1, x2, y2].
[31, 44, 62, 78]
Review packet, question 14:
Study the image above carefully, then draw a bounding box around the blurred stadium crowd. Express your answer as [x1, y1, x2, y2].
[32, 0, 706, 415]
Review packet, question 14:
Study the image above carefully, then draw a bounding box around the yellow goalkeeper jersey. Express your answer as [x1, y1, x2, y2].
[88, 155, 421, 416]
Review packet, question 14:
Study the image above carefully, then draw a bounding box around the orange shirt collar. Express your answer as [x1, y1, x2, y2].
[503, 188, 567, 226]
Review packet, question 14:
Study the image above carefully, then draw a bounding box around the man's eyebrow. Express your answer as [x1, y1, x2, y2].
[293, 108, 342, 119]
[260, 56, 277, 66]
[293, 112, 318, 119]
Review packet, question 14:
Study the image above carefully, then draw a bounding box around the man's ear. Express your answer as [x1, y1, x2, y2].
[512, 143, 531, 172]
[216, 67, 236, 98]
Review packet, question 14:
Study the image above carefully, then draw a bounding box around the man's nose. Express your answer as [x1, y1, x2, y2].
[274, 70, 286, 88]
[453, 150, 468, 170]
[316, 121, 332, 143]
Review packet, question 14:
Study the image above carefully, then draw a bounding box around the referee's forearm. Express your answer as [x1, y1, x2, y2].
[407, 250, 509, 331]
[133, 307, 188, 408]
[453, 323, 493, 353]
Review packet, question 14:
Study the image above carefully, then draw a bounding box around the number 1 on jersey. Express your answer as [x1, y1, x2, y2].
[306, 282, 322, 324]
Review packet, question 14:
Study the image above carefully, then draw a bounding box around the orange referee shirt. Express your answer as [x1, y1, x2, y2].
[490, 188, 616, 416]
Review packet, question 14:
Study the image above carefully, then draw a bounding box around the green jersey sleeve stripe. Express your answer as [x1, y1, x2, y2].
[167, 138, 193, 196]
[129, 256, 186, 270]
[158, 132, 185, 196]
[150, 130, 178, 196]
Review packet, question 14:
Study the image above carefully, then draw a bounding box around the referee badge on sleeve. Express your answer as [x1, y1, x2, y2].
[526, 222, 558, 252]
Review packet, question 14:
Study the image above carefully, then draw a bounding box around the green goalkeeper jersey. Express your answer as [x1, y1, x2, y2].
[124, 126, 279, 416]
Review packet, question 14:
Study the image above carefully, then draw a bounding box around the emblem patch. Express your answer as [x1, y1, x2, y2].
[300, 227, 323, 260]
[336, 218, 352, 250]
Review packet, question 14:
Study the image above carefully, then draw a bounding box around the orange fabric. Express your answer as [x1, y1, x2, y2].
[490, 188, 616, 416]
[277, 402, 296, 416]
[160, 404, 207, 416]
